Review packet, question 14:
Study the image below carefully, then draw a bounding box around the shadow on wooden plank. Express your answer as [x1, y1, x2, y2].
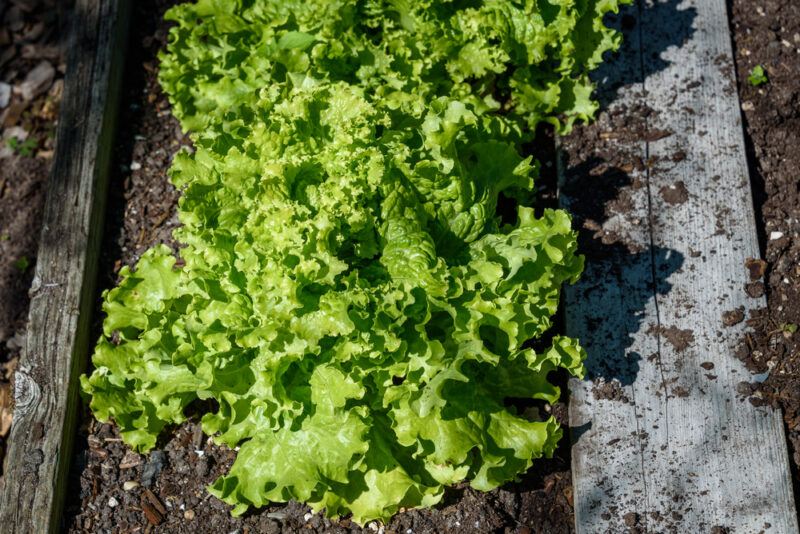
[594, 0, 698, 108]
[562, 158, 685, 390]
[561, 0, 696, 396]
[562, 0, 797, 531]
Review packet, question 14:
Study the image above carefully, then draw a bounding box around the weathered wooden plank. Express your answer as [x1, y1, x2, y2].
[0, 1, 130, 532]
[560, 0, 798, 532]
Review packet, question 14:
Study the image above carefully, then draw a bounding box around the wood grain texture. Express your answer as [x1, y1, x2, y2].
[560, 0, 798, 532]
[0, 1, 130, 532]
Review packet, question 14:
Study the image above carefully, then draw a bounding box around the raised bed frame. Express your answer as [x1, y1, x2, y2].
[0, 0, 796, 532]
[0, 1, 130, 532]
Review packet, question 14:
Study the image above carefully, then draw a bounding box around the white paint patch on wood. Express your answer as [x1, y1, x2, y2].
[560, 0, 797, 532]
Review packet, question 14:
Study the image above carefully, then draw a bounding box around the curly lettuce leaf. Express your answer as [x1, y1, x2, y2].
[159, 0, 629, 135]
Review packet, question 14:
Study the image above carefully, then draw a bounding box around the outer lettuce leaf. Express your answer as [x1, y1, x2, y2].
[82, 0, 626, 524]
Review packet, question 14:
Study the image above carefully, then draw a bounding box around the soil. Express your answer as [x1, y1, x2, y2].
[728, 0, 800, 481]
[658, 181, 689, 206]
[591, 378, 631, 404]
[0, 0, 68, 474]
[64, 1, 575, 532]
[648, 325, 695, 353]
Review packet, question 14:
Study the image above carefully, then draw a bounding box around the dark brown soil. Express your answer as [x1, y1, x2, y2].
[722, 307, 745, 327]
[0, 0, 67, 474]
[591, 378, 631, 404]
[648, 325, 695, 353]
[658, 181, 689, 206]
[728, 0, 800, 478]
[64, 1, 575, 532]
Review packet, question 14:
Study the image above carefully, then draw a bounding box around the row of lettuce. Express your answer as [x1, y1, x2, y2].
[82, 0, 628, 523]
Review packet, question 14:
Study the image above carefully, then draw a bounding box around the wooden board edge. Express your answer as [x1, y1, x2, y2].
[52, 1, 132, 530]
[0, 1, 131, 532]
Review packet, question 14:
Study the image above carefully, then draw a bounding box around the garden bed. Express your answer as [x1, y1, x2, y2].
[1, 0, 798, 532]
[63, 2, 574, 533]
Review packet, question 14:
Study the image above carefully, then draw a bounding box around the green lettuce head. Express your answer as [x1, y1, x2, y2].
[82, 0, 626, 524]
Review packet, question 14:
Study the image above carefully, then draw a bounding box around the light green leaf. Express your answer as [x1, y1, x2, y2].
[748, 65, 768, 86]
[278, 31, 316, 50]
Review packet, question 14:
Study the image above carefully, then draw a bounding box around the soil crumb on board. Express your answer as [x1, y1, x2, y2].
[591, 378, 631, 403]
[744, 257, 767, 280]
[744, 281, 765, 299]
[722, 307, 745, 327]
[648, 325, 695, 353]
[658, 181, 689, 205]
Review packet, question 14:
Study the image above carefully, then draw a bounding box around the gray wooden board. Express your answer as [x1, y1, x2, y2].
[559, 0, 798, 532]
[0, 1, 130, 532]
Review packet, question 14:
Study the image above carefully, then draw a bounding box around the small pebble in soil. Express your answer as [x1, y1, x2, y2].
[752, 370, 771, 384]
[122, 480, 139, 491]
[107, 496, 119, 508]
[18, 60, 55, 100]
[0, 82, 10, 108]
[770, 231, 784, 240]
[184, 509, 195, 520]
[119, 450, 141, 469]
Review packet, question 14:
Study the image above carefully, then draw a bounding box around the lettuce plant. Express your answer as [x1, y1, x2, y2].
[82, 0, 627, 523]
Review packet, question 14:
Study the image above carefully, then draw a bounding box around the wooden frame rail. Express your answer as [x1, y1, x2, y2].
[561, 0, 797, 531]
[0, 1, 130, 532]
